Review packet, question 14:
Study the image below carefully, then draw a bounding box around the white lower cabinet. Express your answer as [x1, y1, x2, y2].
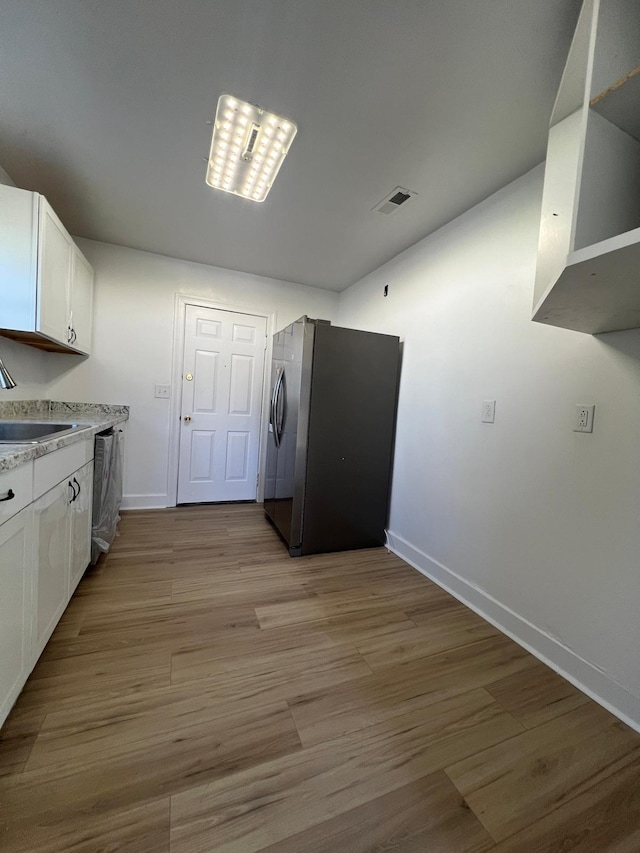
[33, 478, 73, 659]
[0, 442, 95, 727]
[32, 460, 94, 662]
[69, 461, 93, 597]
[0, 506, 34, 725]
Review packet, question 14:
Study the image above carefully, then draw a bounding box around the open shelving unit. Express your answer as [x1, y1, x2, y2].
[533, 0, 640, 334]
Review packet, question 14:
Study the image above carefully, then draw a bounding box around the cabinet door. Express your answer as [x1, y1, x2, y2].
[0, 184, 39, 332]
[0, 506, 34, 728]
[69, 461, 94, 595]
[33, 479, 72, 661]
[37, 198, 72, 346]
[69, 248, 93, 354]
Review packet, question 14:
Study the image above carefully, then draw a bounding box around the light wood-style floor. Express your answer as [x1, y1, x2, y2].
[1, 504, 639, 852]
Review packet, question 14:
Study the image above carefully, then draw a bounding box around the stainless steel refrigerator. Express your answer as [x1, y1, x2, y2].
[264, 316, 400, 556]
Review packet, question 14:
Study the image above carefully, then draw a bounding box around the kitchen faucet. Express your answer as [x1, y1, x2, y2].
[0, 358, 17, 389]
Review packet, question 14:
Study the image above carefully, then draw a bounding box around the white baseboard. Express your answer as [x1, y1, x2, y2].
[121, 494, 168, 510]
[386, 529, 640, 734]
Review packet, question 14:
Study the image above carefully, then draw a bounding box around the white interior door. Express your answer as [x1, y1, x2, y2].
[177, 305, 267, 503]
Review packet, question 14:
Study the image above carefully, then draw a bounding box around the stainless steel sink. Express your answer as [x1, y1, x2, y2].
[0, 422, 80, 444]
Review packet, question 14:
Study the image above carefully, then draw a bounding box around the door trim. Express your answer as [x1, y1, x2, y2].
[167, 294, 276, 508]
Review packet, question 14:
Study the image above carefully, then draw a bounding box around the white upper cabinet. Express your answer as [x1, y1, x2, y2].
[38, 199, 74, 346]
[0, 184, 93, 354]
[534, 0, 640, 334]
[69, 246, 94, 355]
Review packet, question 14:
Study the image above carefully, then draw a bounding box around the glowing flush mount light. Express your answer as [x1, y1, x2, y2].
[206, 95, 297, 202]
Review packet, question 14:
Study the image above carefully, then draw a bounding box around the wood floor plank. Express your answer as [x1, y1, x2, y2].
[356, 607, 500, 670]
[283, 606, 418, 645]
[0, 702, 301, 828]
[256, 590, 437, 629]
[288, 634, 534, 748]
[258, 771, 495, 853]
[485, 660, 589, 729]
[37, 616, 261, 662]
[445, 702, 640, 842]
[170, 689, 522, 853]
[0, 797, 171, 853]
[169, 620, 340, 677]
[26, 678, 299, 773]
[491, 749, 640, 852]
[171, 576, 310, 606]
[77, 598, 260, 638]
[170, 641, 373, 705]
[59, 579, 174, 620]
[0, 705, 45, 778]
[22, 680, 298, 766]
[17, 647, 171, 710]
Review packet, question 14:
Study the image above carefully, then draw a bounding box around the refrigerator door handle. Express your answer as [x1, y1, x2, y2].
[269, 374, 276, 434]
[275, 369, 286, 445]
[271, 370, 283, 448]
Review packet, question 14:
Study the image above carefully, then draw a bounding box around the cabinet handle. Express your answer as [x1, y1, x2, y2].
[68, 480, 78, 504]
[0, 488, 15, 502]
[71, 328, 77, 344]
[73, 477, 80, 498]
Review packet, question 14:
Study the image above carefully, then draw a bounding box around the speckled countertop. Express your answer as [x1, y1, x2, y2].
[0, 401, 129, 473]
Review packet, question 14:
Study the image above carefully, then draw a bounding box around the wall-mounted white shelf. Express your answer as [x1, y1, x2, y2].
[591, 67, 640, 141]
[534, 225, 640, 333]
[533, 0, 640, 335]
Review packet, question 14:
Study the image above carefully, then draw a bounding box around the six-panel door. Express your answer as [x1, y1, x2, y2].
[178, 305, 267, 503]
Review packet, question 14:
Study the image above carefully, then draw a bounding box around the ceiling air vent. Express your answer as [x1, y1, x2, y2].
[373, 186, 417, 216]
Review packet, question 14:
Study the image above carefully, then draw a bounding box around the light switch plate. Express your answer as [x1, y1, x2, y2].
[481, 400, 496, 423]
[155, 384, 171, 399]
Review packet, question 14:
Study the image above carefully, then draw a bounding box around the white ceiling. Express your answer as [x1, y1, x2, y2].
[0, 0, 581, 291]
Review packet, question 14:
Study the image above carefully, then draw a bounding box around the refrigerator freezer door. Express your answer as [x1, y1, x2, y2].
[272, 319, 307, 548]
[263, 319, 308, 548]
[263, 330, 284, 525]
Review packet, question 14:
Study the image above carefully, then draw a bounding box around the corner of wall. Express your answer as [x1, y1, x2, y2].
[0, 165, 16, 187]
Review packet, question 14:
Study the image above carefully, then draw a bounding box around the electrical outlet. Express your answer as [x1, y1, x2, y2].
[481, 400, 496, 423]
[155, 384, 171, 399]
[574, 404, 595, 433]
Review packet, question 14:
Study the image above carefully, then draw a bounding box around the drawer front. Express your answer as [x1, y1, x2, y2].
[34, 440, 93, 499]
[0, 462, 34, 525]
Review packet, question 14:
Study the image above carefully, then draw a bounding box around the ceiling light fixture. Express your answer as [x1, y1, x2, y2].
[206, 95, 297, 202]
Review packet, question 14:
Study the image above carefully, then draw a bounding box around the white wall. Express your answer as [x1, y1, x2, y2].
[47, 240, 339, 508]
[338, 165, 640, 730]
[0, 335, 49, 400]
[0, 164, 15, 187]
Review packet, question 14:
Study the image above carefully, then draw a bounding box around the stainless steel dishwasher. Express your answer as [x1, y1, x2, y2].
[91, 428, 124, 564]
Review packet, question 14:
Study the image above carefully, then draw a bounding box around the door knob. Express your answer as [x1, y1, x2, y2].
[183, 415, 192, 423]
